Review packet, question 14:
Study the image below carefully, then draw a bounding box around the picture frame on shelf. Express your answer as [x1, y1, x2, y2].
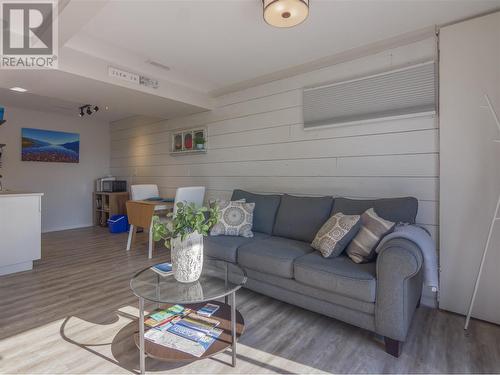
[194, 130, 206, 151]
[183, 131, 193, 151]
[173, 133, 183, 151]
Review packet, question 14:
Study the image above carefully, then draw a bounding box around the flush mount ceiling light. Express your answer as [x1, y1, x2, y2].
[10, 87, 28, 92]
[263, 0, 309, 28]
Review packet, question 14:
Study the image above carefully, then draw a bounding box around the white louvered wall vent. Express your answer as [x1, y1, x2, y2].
[303, 61, 436, 129]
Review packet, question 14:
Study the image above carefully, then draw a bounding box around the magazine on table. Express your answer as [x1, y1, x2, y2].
[176, 313, 220, 335]
[197, 303, 220, 317]
[144, 304, 188, 327]
[150, 262, 173, 277]
[144, 326, 223, 357]
[144, 307, 223, 357]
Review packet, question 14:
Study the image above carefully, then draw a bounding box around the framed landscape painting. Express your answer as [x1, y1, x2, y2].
[21, 128, 80, 163]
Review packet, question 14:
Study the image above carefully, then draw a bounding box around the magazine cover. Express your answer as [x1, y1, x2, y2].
[144, 328, 223, 357]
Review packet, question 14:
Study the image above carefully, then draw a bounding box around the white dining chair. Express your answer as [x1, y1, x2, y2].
[130, 184, 170, 211]
[173, 186, 206, 213]
[130, 184, 160, 201]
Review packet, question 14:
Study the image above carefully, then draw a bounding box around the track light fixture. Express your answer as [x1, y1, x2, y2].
[78, 104, 100, 117]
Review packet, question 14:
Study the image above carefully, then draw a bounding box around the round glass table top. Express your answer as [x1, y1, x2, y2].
[130, 258, 247, 304]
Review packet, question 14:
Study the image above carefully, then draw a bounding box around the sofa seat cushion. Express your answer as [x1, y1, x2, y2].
[238, 236, 314, 278]
[204, 232, 270, 263]
[294, 252, 377, 302]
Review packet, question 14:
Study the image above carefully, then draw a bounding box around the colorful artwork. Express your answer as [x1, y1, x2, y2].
[172, 128, 207, 154]
[173, 133, 183, 151]
[183, 132, 193, 150]
[21, 128, 80, 163]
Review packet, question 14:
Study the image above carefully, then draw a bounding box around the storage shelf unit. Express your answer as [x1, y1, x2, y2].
[93, 192, 129, 227]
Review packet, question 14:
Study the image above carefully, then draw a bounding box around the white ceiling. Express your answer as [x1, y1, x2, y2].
[1, 0, 499, 121]
[0, 69, 207, 122]
[78, 0, 500, 93]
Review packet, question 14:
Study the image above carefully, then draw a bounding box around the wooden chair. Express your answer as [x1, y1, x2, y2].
[126, 201, 158, 259]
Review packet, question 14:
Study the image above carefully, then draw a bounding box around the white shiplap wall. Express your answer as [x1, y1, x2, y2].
[111, 38, 438, 242]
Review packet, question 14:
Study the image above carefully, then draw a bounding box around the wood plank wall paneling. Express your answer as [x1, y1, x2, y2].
[110, 38, 439, 249]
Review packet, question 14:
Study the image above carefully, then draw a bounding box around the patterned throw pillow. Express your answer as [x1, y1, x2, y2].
[311, 213, 361, 258]
[346, 208, 395, 263]
[210, 200, 255, 237]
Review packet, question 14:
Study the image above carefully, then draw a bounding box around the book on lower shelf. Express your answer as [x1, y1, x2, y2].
[144, 304, 187, 327]
[144, 307, 223, 357]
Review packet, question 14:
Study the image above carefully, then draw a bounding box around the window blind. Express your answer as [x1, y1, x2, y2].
[303, 61, 436, 128]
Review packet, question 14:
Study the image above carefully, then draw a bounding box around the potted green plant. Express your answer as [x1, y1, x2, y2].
[194, 134, 206, 150]
[152, 202, 219, 282]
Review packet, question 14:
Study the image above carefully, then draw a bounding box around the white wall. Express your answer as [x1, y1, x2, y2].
[0, 106, 110, 232]
[439, 12, 500, 324]
[110, 37, 439, 303]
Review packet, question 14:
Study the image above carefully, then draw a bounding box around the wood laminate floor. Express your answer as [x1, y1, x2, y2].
[1, 227, 499, 374]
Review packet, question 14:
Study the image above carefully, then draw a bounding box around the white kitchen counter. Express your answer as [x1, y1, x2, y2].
[0, 190, 44, 197]
[0, 191, 43, 275]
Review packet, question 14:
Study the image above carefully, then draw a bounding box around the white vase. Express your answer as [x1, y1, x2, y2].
[171, 231, 204, 283]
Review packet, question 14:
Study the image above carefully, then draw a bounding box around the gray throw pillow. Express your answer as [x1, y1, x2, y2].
[311, 213, 361, 258]
[210, 200, 255, 238]
[346, 208, 395, 263]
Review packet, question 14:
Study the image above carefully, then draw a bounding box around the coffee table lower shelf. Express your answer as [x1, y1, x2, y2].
[134, 302, 245, 363]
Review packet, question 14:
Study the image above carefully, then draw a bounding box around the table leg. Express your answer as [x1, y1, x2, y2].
[156, 274, 160, 310]
[139, 297, 145, 375]
[230, 291, 236, 367]
[224, 264, 229, 305]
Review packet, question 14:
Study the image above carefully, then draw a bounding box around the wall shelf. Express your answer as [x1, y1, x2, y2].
[170, 149, 207, 156]
[171, 127, 207, 155]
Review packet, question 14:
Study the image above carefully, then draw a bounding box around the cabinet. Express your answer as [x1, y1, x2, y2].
[93, 192, 129, 226]
[0, 192, 43, 275]
[439, 11, 500, 324]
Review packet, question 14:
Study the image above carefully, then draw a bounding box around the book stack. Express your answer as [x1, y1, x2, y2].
[144, 304, 223, 357]
[150, 262, 173, 277]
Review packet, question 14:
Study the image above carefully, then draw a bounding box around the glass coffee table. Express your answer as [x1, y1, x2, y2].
[130, 258, 247, 374]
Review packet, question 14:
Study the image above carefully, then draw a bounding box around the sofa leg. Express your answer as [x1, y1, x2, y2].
[384, 337, 402, 357]
[416, 297, 421, 308]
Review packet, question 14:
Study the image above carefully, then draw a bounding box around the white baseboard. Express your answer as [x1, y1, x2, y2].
[0, 261, 33, 276]
[42, 223, 94, 233]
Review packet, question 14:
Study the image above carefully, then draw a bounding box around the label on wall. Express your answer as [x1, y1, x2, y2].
[108, 66, 159, 89]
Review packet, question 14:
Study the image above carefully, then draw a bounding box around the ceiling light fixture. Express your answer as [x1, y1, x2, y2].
[78, 104, 101, 117]
[10, 87, 28, 92]
[262, 0, 309, 28]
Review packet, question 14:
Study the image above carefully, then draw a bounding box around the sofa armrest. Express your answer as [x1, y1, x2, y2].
[375, 238, 423, 342]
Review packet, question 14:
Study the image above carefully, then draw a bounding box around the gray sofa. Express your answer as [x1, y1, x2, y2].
[205, 190, 423, 357]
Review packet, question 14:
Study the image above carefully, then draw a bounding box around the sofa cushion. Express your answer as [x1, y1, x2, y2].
[273, 194, 334, 242]
[231, 190, 281, 235]
[210, 200, 255, 237]
[238, 236, 314, 278]
[346, 208, 395, 263]
[294, 252, 377, 302]
[311, 213, 361, 258]
[331, 197, 418, 224]
[204, 232, 270, 263]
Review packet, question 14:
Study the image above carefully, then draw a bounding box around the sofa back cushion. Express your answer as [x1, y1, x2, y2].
[331, 197, 418, 224]
[273, 194, 334, 242]
[231, 190, 281, 234]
